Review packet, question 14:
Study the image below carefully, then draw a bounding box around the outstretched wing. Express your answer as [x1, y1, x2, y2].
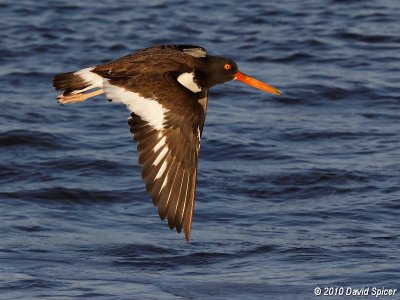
[101, 71, 207, 241]
[128, 110, 199, 241]
[93, 45, 209, 240]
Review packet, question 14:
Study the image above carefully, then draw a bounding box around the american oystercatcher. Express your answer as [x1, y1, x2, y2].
[53, 45, 280, 241]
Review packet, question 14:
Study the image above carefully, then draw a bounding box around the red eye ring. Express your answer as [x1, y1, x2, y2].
[224, 64, 231, 70]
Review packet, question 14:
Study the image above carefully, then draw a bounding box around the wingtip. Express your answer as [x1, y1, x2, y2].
[185, 231, 191, 242]
[184, 224, 192, 242]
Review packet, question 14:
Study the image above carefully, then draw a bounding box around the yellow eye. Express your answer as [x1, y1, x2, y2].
[224, 64, 231, 70]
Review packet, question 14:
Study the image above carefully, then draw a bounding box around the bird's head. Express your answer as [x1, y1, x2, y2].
[205, 56, 281, 95]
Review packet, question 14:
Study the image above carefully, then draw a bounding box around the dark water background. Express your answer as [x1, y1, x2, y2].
[1, 0, 399, 299]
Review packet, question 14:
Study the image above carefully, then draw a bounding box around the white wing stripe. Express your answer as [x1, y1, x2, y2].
[161, 175, 168, 190]
[153, 147, 168, 166]
[154, 136, 166, 152]
[71, 67, 103, 94]
[155, 160, 168, 179]
[103, 79, 169, 130]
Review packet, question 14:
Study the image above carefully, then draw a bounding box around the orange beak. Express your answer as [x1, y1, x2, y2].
[235, 71, 281, 95]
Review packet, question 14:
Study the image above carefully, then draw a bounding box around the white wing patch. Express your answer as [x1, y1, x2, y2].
[72, 67, 103, 94]
[153, 147, 168, 166]
[177, 72, 202, 93]
[154, 136, 166, 153]
[155, 160, 168, 179]
[103, 79, 169, 130]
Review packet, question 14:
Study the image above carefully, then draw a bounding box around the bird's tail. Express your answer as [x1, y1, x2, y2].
[53, 67, 104, 104]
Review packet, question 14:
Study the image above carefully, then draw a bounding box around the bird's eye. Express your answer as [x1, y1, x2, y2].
[224, 64, 231, 70]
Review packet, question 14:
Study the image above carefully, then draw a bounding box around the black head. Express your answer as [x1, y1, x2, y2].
[204, 56, 239, 88]
[198, 55, 281, 95]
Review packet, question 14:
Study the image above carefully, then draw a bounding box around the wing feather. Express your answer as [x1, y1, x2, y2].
[158, 157, 179, 219]
[167, 167, 185, 229]
[102, 50, 208, 240]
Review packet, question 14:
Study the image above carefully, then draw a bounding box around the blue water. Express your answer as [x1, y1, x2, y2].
[1, 0, 400, 299]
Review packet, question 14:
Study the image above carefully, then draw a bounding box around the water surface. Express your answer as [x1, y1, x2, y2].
[1, 0, 399, 299]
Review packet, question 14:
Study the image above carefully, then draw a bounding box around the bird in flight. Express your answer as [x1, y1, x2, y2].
[53, 45, 280, 241]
